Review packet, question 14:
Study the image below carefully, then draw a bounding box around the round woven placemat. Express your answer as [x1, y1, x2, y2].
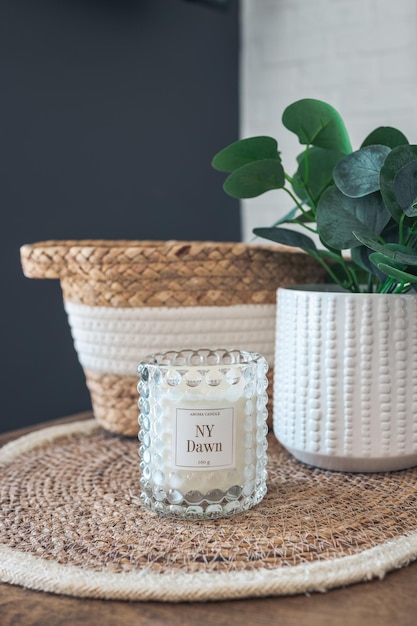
[1, 420, 417, 602]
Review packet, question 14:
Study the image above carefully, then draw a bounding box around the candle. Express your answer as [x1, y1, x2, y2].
[137, 348, 269, 519]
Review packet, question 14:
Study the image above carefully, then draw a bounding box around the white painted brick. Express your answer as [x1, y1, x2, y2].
[241, 0, 417, 240]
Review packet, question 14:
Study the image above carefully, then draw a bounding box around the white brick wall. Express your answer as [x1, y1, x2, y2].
[241, 0, 417, 240]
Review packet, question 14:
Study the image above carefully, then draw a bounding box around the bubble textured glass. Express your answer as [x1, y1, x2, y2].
[137, 348, 269, 519]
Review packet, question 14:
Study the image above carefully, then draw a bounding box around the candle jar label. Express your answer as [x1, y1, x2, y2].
[174, 406, 235, 470]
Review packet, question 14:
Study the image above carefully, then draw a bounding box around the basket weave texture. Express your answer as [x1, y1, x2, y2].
[1, 420, 417, 602]
[20, 240, 325, 435]
[20, 239, 324, 307]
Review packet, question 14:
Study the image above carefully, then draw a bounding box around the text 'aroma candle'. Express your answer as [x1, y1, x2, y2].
[137, 348, 269, 519]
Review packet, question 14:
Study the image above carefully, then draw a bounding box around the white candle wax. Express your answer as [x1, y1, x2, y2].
[150, 373, 256, 494]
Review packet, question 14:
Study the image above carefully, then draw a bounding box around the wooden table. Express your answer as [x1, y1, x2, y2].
[1, 413, 417, 626]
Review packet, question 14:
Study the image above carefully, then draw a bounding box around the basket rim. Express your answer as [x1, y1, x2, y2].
[20, 239, 317, 285]
[21, 239, 298, 254]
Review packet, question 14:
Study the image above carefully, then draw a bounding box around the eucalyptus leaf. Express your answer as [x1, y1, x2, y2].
[212, 97, 417, 293]
[387, 244, 417, 266]
[316, 186, 391, 249]
[282, 99, 352, 154]
[353, 233, 417, 266]
[371, 261, 417, 283]
[212, 136, 280, 173]
[361, 127, 409, 149]
[223, 159, 285, 198]
[252, 226, 317, 252]
[393, 160, 417, 217]
[292, 147, 343, 205]
[369, 252, 407, 271]
[380, 144, 417, 222]
[352, 232, 385, 251]
[333, 145, 391, 198]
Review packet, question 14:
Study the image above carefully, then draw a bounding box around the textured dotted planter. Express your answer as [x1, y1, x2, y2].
[273, 285, 417, 472]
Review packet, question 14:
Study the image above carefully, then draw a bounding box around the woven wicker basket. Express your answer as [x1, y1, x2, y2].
[20, 240, 325, 436]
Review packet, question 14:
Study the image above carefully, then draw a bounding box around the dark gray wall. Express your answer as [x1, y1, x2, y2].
[1, 0, 239, 432]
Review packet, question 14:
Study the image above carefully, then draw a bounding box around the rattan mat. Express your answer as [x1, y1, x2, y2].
[1, 420, 417, 602]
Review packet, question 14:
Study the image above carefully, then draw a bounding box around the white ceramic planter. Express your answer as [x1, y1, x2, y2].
[273, 285, 417, 472]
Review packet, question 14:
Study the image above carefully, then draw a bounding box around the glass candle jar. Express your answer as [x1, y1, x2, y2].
[137, 348, 269, 519]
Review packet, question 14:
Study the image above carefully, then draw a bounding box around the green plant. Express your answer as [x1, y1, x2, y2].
[212, 98, 417, 294]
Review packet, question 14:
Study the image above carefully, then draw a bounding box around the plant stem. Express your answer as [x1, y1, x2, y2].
[366, 272, 375, 293]
[337, 254, 361, 292]
[393, 281, 407, 294]
[287, 220, 317, 234]
[282, 186, 315, 219]
[405, 220, 417, 246]
[379, 277, 397, 293]
[300, 145, 317, 209]
[399, 213, 406, 245]
[303, 143, 310, 185]
[310, 252, 356, 291]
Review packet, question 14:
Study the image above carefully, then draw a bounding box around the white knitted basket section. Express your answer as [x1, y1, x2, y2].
[64, 302, 276, 376]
